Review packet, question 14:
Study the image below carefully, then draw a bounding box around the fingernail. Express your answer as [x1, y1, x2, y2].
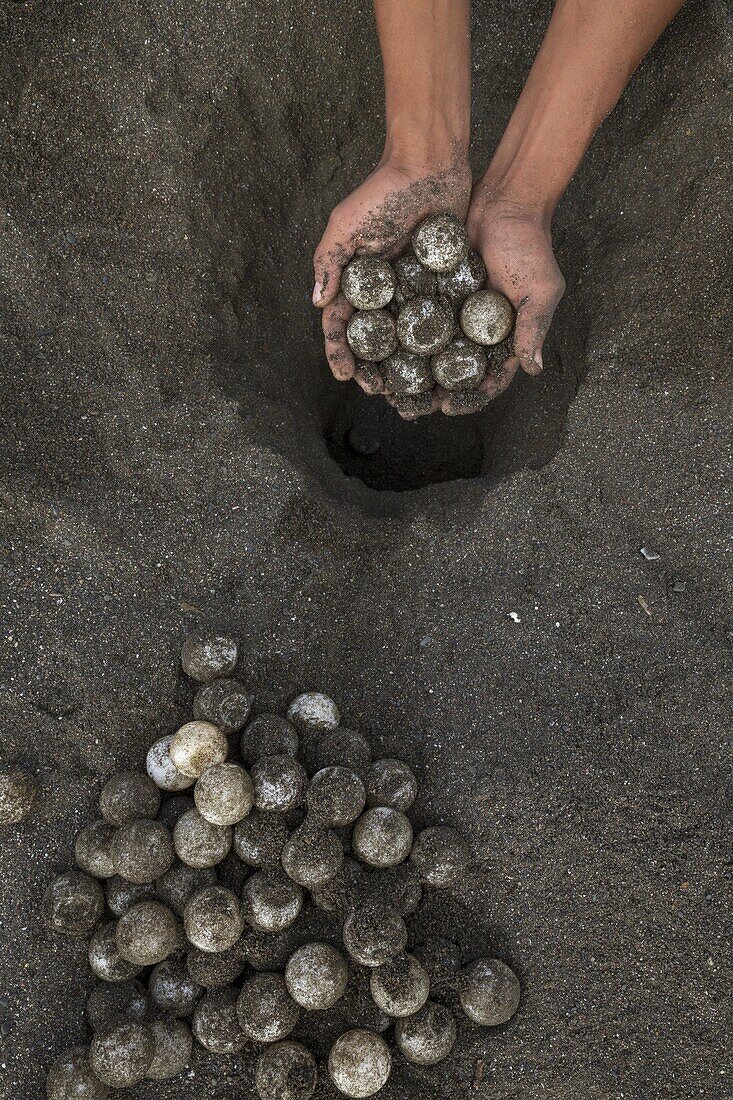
[532, 349, 543, 372]
[312, 282, 323, 306]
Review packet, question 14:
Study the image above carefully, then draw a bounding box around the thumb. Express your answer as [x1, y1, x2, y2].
[313, 217, 352, 309]
[512, 278, 565, 376]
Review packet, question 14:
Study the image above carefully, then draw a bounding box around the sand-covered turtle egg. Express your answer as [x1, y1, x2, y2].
[394, 1001, 457, 1065]
[116, 899, 181, 966]
[437, 248, 487, 302]
[86, 980, 149, 1032]
[342, 900, 408, 968]
[168, 721, 228, 780]
[89, 1019, 155, 1087]
[328, 1029, 392, 1098]
[241, 714, 299, 762]
[369, 952, 430, 1017]
[346, 310, 398, 362]
[397, 296, 454, 356]
[146, 1017, 193, 1081]
[251, 754, 307, 813]
[112, 818, 174, 883]
[0, 766, 37, 825]
[194, 762, 253, 826]
[181, 632, 238, 682]
[155, 861, 218, 916]
[459, 289, 514, 345]
[458, 957, 521, 1025]
[342, 258, 396, 311]
[287, 692, 340, 733]
[368, 862, 422, 916]
[149, 958, 203, 1017]
[187, 942, 246, 989]
[242, 870, 304, 932]
[285, 942, 348, 1011]
[75, 820, 116, 879]
[146, 736, 194, 793]
[413, 936, 462, 988]
[307, 767, 366, 827]
[192, 986, 248, 1053]
[184, 884, 244, 952]
[46, 1046, 109, 1100]
[365, 759, 418, 811]
[237, 972, 300, 1043]
[352, 807, 413, 868]
[409, 825, 470, 887]
[312, 857, 368, 916]
[99, 771, 160, 826]
[316, 729, 372, 773]
[412, 212, 469, 273]
[431, 336, 488, 392]
[394, 252, 438, 300]
[392, 392, 435, 419]
[157, 794, 195, 830]
[173, 808, 231, 868]
[88, 921, 143, 983]
[382, 349, 433, 395]
[255, 1040, 318, 1100]
[281, 821, 344, 889]
[193, 677, 251, 733]
[43, 871, 105, 937]
[233, 809, 288, 868]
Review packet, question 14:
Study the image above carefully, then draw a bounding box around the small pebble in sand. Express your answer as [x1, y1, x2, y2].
[0, 766, 37, 825]
[46, 1046, 109, 1100]
[437, 249, 487, 303]
[328, 1029, 392, 1098]
[255, 1040, 318, 1100]
[168, 721, 229, 780]
[409, 825, 470, 887]
[181, 632, 238, 682]
[116, 899, 181, 966]
[173, 808, 232, 869]
[251, 754, 307, 813]
[316, 729, 372, 773]
[352, 807, 413, 868]
[397, 296, 454, 356]
[460, 289, 514, 345]
[307, 767, 366, 827]
[413, 213, 469, 273]
[146, 736, 195, 792]
[184, 884, 245, 953]
[287, 692, 341, 733]
[346, 310, 398, 362]
[242, 870, 304, 932]
[241, 714, 299, 762]
[458, 957, 521, 1025]
[342, 257, 396, 311]
[382, 349, 433, 395]
[194, 762, 253, 826]
[149, 958, 203, 1018]
[193, 678, 251, 733]
[285, 942, 348, 1011]
[89, 1019, 155, 1087]
[43, 871, 105, 938]
[75, 820, 117, 879]
[157, 794, 195, 830]
[192, 986, 248, 1053]
[281, 820, 344, 889]
[112, 818, 175, 883]
[88, 921, 143, 983]
[146, 1017, 193, 1081]
[99, 771, 160, 826]
[369, 952, 430, 1017]
[86, 980, 149, 1032]
[233, 809, 289, 868]
[394, 252, 438, 300]
[431, 336, 488, 392]
[155, 861, 218, 917]
[394, 1001, 457, 1065]
[368, 862, 422, 917]
[342, 900, 407, 968]
[186, 942, 246, 989]
[365, 759, 418, 811]
[237, 972, 300, 1043]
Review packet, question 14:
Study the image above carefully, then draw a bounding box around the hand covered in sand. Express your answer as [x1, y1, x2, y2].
[313, 157, 471, 394]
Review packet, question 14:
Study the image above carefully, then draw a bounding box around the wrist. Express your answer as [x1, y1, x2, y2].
[474, 159, 558, 228]
[384, 122, 469, 177]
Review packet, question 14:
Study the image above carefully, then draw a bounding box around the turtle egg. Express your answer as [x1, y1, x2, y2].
[409, 825, 470, 887]
[86, 980, 150, 1032]
[186, 942, 246, 989]
[369, 862, 422, 916]
[233, 809, 288, 868]
[346, 310, 398, 362]
[342, 901, 407, 968]
[342, 257, 396, 311]
[369, 953, 430, 1017]
[0, 766, 37, 825]
[237, 972, 300, 1043]
[458, 957, 521, 1025]
[75, 820, 116, 879]
[316, 729, 372, 773]
[307, 767, 366, 827]
[155, 861, 218, 916]
[242, 870, 304, 932]
[99, 771, 160, 826]
[251, 754, 307, 813]
[157, 794, 195, 830]
[146, 736, 194, 792]
[431, 336, 488, 392]
[173, 808, 232, 868]
[168, 721, 229, 780]
[116, 899, 181, 966]
[112, 818, 174, 883]
[184, 884, 244, 952]
[394, 1001, 457, 1065]
[365, 759, 418, 811]
[412, 212, 469, 273]
[328, 1029, 392, 1098]
[392, 392, 435, 419]
[394, 252, 438, 300]
[193, 677, 252, 733]
[382, 349, 433, 395]
[88, 921, 143, 983]
[459, 289, 514, 345]
[437, 248, 487, 302]
[285, 942, 348, 1010]
[192, 986, 248, 1053]
[397, 296, 454, 356]
[89, 1019, 155, 1087]
[312, 857, 368, 916]
[180, 632, 238, 682]
[46, 1046, 109, 1100]
[43, 871, 105, 937]
[146, 1017, 193, 1081]
[149, 958, 203, 1017]
[241, 714, 299, 763]
[255, 1040, 318, 1100]
[352, 807, 413, 868]
[286, 692, 340, 733]
[194, 762, 253, 825]
[281, 821, 344, 889]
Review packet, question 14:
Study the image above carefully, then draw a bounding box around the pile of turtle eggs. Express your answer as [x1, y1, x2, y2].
[44, 632, 520, 1098]
[343, 212, 515, 416]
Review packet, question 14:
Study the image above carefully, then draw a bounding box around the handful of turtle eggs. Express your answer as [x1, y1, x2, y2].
[43, 631, 520, 1098]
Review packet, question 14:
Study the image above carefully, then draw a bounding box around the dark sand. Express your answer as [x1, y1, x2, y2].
[0, 1, 731, 1096]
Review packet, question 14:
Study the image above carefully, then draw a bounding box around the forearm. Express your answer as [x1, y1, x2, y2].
[482, 0, 686, 219]
[375, 0, 471, 168]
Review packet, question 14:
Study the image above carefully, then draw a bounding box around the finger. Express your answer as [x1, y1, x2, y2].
[395, 390, 442, 421]
[512, 282, 564, 376]
[479, 355, 520, 399]
[354, 364, 385, 395]
[322, 294, 355, 381]
[313, 218, 352, 308]
[442, 356, 519, 414]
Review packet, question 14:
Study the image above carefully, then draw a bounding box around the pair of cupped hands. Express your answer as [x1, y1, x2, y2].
[312, 155, 565, 418]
